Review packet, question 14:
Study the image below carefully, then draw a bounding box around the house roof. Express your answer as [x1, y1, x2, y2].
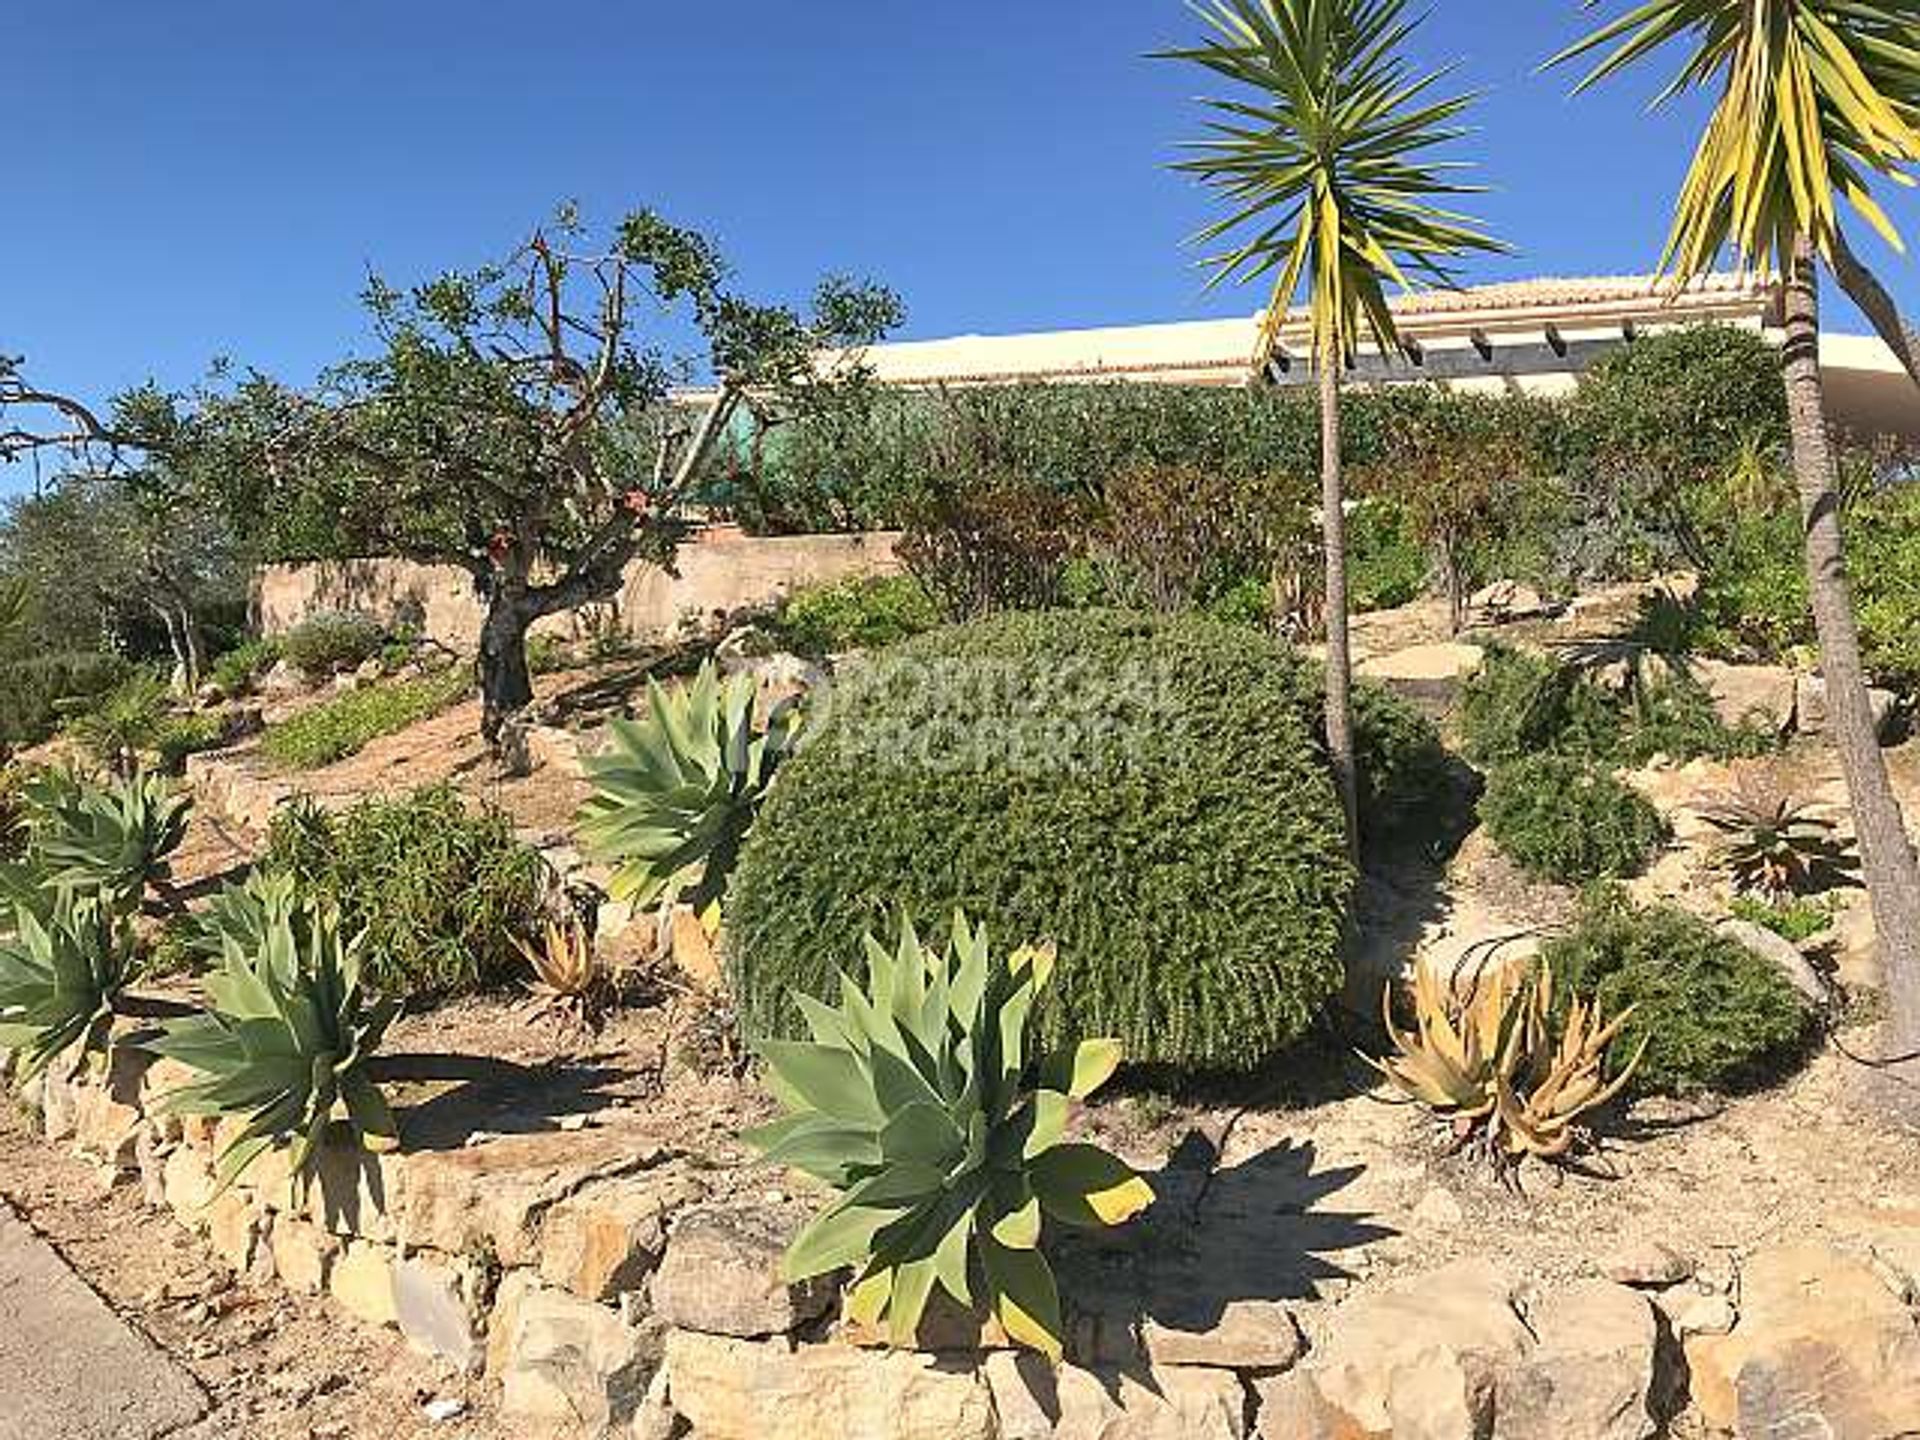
[845, 274, 1776, 388]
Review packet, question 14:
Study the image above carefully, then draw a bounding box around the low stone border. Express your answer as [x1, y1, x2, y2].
[12, 1033, 1920, 1439]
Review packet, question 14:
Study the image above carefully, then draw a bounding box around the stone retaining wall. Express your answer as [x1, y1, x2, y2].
[12, 1037, 1920, 1439]
[252, 528, 903, 652]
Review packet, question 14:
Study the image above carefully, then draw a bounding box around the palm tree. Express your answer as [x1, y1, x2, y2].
[1553, 1, 1920, 1116]
[1163, 0, 1505, 857]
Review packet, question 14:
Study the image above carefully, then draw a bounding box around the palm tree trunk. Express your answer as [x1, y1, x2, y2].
[1783, 235, 1920, 1119]
[1319, 349, 1360, 863]
[1830, 226, 1920, 391]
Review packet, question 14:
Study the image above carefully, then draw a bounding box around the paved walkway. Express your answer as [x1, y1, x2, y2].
[0, 1202, 206, 1440]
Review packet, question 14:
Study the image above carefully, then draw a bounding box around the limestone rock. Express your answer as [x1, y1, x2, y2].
[986, 1351, 1248, 1440]
[1687, 1242, 1920, 1437]
[662, 1329, 996, 1440]
[538, 1168, 705, 1301]
[162, 1144, 217, 1229]
[1692, 660, 1796, 735]
[1656, 1287, 1736, 1340]
[206, 1190, 272, 1284]
[1304, 1258, 1530, 1440]
[401, 1129, 673, 1266]
[1250, 1370, 1366, 1440]
[328, 1241, 398, 1329]
[38, 1062, 80, 1142]
[1500, 1280, 1657, 1440]
[490, 1277, 658, 1431]
[1795, 676, 1898, 741]
[1139, 1298, 1304, 1372]
[308, 1143, 404, 1243]
[650, 1202, 836, 1339]
[1468, 581, 1551, 624]
[71, 1083, 144, 1177]
[268, 1215, 338, 1295]
[393, 1255, 484, 1374]
[1717, 917, 1832, 1008]
[1603, 1241, 1695, 1289]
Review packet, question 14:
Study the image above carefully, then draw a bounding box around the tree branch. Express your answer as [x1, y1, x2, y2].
[1830, 226, 1920, 392]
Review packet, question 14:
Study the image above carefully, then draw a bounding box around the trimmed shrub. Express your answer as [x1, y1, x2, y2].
[261, 785, 551, 1000]
[768, 574, 941, 658]
[260, 671, 468, 770]
[0, 651, 134, 750]
[209, 637, 280, 697]
[1543, 890, 1814, 1094]
[1460, 644, 1772, 768]
[280, 611, 385, 680]
[1480, 755, 1669, 884]
[727, 610, 1355, 1072]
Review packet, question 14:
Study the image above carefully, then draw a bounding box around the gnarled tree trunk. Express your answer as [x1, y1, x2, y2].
[1783, 236, 1920, 1120]
[478, 579, 539, 746]
[1319, 348, 1359, 864]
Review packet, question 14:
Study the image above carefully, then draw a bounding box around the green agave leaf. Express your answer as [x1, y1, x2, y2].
[1031, 1144, 1157, 1230]
[756, 1040, 883, 1125]
[1040, 1038, 1124, 1101]
[980, 1233, 1064, 1362]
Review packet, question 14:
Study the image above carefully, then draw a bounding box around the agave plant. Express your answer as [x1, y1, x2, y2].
[514, 917, 610, 1028]
[1699, 779, 1862, 898]
[1370, 956, 1644, 1170]
[168, 870, 303, 967]
[745, 914, 1154, 1360]
[578, 662, 800, 913]
[24, 769, 190, 914]
[0, 894, 134, 1086]
[148, 897, 399, 1191]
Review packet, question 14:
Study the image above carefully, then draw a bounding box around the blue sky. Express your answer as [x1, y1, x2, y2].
[6, 1, 1916, 494]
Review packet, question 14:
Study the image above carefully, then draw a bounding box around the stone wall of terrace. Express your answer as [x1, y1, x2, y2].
[253, 528, 903, 652]
[15, 1031, 1920, 1439]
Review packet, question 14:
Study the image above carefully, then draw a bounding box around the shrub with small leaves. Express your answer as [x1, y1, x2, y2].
[1480, 755, 1668, 884]
[260, 670, 468, 770]
[279, 611, 386, 680]
[1542, 890, 1813, 1095]
[261, 786, 550, 1000]
[728, 610, 1353, 1072]
[769, 575, 942, 658]
[209, 638, 281, 697]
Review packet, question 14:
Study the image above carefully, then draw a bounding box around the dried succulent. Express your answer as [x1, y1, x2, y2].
[1370, 956, 1644, 1171]
[514, 918, 610, 1028]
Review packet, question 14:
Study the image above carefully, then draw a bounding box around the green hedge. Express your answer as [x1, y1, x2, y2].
[1480, 754, 1669, 884]
[1543, 891, 1814, 1094]
[726, 610, 1355, 1072]
[262, 785, 550, 1000]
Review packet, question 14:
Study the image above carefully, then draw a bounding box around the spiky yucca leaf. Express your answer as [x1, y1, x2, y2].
[0, 894, 133, 1086]
[1163, 0, 1508, 370]
[1550, 1, 1920, 278]
[578, 661, 800, 911]
[744, 914, 1153, 1361]
[148, 898, 399, 1192]
[24, 769, 190, 914]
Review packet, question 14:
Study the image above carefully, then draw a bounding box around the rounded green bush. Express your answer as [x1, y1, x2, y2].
[726, 610, 1355, 1072]
[1480, 754, 1669, 884]
[1543, 891, 1813, 1094]
[280, 611, 385, 680]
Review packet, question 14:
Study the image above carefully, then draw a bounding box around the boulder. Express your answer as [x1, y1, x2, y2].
[1655, 1286, 1736, 1340]
[1795, 676, 1899, 742]
[162, 1145, 217, 1229]
[537, 1167, 706, 1302]
[661, 1329, 996, 1440]
[1468, 581, 1552, 625]
[259, 659, 305, 698]
[488, 1276, 661, 1431]
[1716, 918, 1832, 1008]
[328, 1241, 398, 1329]
[1139, 1298, 1305, 1372]
[268, 1215, 338, 1296]
[400, 1129, 675, 1266]
[1499, 1280, 1658, 1440]
[985, 1351, 1248, 1440]
[1603, 1241, 1695, 1289]
[206, 1190, 272, 1285]
[392, 1255, 485, 1374]
[1300, 1259, 1531, 1440]
[649, 1201, 837, 1339]
[1691, 660, 1797, 736]
[1686, 1243, 1920, 1437]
